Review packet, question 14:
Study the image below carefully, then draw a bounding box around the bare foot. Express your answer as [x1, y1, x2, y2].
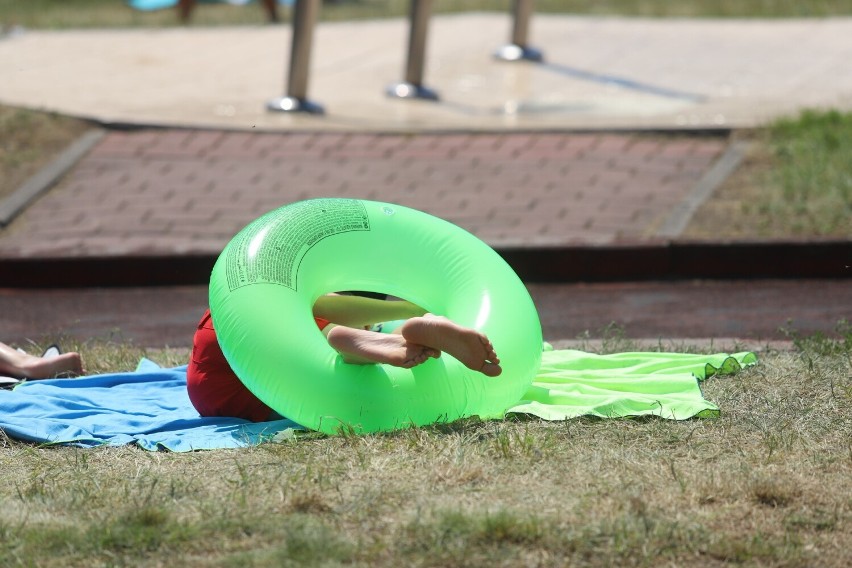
[18, 352, 84, 379]
[326, 326, 438, 369]
[400, 314, 502, 377]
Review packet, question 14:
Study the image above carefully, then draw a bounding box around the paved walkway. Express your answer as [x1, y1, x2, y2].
[0, 129, 731, 257]
[1, 15, 851, 131]
[3, 280, 849, 348]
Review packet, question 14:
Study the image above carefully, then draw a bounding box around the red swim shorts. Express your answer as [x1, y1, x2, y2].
[186, 308, 330, 422]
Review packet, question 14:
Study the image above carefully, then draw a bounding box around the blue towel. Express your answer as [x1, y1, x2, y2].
[1, 352, 756, 451]
[0, 359, 301, 451]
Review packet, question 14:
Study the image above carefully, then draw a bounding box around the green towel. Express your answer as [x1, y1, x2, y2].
[508, 350, 758, 421]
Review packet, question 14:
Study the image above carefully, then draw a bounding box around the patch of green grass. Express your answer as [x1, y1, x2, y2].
[2, 0, 851, 30]
[757, 109, 852, 237]
[687, 109, 852, 239]
[398, 504, 809, 566]
[781, 318, 851, 358]
[1, 505, 199, 565]
[214, 513, 354, 567]
[401, 509, 551, 565]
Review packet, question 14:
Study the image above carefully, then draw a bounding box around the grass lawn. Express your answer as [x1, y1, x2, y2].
[1, 331, 850, 566]
[684, 109, 852, 239]
[1, 2, 849, 560]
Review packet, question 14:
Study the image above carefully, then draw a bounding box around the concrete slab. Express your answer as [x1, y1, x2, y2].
[1, 15, 851, 132]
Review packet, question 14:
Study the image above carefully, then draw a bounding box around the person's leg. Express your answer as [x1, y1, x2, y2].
[323, 316, 501, 377]
[324, 324, 438, 369]
[0, 342, 83, 379]
[313, 294, 426, 329]
[261, 0, 280, 23]
[177, 0, 195, 24]
[315, 294, 500, 376]
[400, 315, 502, 377]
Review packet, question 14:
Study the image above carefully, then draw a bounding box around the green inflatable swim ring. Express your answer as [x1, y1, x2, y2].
[209, 198, 542, 434]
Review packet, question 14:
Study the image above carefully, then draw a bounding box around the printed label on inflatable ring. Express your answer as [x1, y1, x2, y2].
[225, 199, 370, 291]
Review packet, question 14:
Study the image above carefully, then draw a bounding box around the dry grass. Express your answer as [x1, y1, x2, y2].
[0, 106, 92, 202]
[1, 333, 850, 567]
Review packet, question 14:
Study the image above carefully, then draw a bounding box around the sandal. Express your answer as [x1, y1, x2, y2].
[41, 344, 62, 359]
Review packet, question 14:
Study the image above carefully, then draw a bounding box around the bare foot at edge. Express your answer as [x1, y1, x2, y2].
[19, 352, 84, 379]
[400, 314, 502, 377]
[326, 326, 438, 369]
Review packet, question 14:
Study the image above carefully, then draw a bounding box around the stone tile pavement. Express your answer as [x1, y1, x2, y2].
[0, 129, 728, 258]
[3, 280, 850, 348]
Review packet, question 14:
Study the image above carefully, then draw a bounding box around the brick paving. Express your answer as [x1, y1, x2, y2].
[0, 129, 726, 258]
[3, 280, 849, 348]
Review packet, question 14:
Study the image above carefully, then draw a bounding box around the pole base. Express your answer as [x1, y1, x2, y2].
[385, 82, 440, 102]
[266, 96, 325, 115]
[493, 44, 544, 63]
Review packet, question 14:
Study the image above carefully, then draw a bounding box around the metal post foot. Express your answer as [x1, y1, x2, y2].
[267, 96, 325, 115]
[385, 82, 440, 101]
[493, 43, 543, 63]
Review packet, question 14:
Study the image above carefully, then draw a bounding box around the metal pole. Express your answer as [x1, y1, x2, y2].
[267, 0, 324, 114]
[386, 0, 439, 101]
[494, 0, 543, 62]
